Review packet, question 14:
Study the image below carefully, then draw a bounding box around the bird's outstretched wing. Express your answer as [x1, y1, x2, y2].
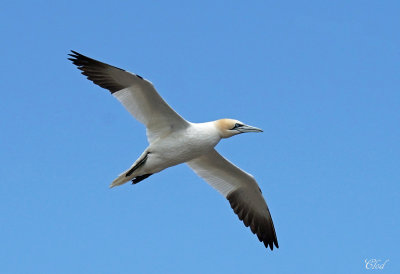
[68, 51, 189, 143]
[187, 149, 279, 250]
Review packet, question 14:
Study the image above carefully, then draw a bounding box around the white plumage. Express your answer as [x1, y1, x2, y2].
[69, 51, 278, 250]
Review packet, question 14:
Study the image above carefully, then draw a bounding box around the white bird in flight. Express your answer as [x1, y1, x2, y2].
[68, 51, 279, 250]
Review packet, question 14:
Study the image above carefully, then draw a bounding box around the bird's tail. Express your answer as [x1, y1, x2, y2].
[109, 150, 150, 188]
[109, 172, 131, 188]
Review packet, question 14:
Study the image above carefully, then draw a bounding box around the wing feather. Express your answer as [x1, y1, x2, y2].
[187, 149, 279, 250]
[68, 51, 189, 143]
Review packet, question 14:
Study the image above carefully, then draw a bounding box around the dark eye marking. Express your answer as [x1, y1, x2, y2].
[230, 123, 243, 130]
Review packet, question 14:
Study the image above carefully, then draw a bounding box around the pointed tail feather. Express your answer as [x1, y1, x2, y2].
[110, 151, 150, 188]
[109, 173, 131, 188]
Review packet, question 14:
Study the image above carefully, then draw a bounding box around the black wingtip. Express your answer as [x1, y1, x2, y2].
[67, 50, 92, 65]
[69, 50, 82, 57]
[68, 50, 81, 59]
[227, 188, 279, 251]
[68, 50, 128, 93]
[68, 50, 126, 71]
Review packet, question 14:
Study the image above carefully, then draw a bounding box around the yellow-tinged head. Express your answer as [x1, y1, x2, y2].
[215, 119, 263, 138]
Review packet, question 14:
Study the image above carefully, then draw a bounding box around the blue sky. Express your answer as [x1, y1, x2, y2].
[1, 1, 399, 273]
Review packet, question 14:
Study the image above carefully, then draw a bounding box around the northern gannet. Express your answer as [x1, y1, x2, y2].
[68, 51, 279, 250]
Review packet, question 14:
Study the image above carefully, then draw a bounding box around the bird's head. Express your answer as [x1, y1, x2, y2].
[215, 119, 263, 138]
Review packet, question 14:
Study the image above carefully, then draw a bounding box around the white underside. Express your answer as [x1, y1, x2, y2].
[110, 122, 221, 188]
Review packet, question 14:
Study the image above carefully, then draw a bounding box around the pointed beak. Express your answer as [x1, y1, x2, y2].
[238, 124, 263, 133]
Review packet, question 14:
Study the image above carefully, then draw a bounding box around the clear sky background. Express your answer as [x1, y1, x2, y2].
[1, 1, 399, 273]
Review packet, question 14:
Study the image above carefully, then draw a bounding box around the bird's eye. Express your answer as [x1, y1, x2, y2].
[230, 123, 242, 130]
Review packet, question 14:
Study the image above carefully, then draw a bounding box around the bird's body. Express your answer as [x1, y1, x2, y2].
[69, 51, 279, 251]
[148, 121, 221, 169]
[114, 121, 221, 186]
